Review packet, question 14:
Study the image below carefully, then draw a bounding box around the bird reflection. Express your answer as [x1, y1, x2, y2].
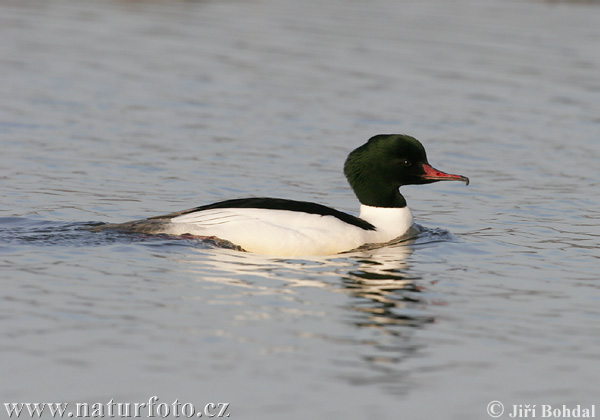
[161, 230, 441, 394]
[343, 234, 434, 325]
[331, 238, 438, 392]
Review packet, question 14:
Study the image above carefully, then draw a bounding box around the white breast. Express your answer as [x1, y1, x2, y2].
[358, 205, 413, 240]
[165, 205, 413, 256]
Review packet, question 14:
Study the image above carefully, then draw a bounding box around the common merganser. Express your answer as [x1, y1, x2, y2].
[96, 134, 469, 256]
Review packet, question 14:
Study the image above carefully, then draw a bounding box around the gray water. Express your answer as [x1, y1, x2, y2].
[2, 0, 599, 419]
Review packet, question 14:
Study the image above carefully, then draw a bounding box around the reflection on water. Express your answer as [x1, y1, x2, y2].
[2, 216, 457, 395]
[1, 217, 445, 393]
[148, 224, 449, 393]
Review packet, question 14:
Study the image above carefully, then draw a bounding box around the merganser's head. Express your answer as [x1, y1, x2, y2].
[344, 134, 469, 208]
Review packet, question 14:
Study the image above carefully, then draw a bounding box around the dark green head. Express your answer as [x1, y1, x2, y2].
[343, 134, 469, 208]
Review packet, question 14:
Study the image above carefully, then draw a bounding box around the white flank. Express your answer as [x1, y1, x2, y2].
[166, 205, 413, 256]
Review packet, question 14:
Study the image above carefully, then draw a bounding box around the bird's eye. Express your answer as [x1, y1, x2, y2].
[402, 159, 412, 166]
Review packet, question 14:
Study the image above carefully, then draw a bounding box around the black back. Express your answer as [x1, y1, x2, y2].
[151, 197, 376, 231]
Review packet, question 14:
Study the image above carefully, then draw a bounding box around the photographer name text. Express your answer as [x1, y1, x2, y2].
[487, 401, 595, 418]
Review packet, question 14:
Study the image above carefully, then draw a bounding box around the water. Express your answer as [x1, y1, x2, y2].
[2, 0, 599, 418]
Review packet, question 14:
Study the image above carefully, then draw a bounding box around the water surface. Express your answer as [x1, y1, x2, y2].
[1, 0, 599, 419]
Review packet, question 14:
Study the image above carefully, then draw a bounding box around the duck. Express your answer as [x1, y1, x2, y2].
[96, 134, 469, 256]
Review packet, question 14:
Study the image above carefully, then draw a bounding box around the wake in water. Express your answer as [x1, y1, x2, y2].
[0, 217, 458, 253]
[351, 223, 457, 253]
[411, 223, 458, 246]
[0, 217, 242, 250]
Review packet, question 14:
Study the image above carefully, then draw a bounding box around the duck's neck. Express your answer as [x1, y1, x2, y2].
[354, 184, 407, 208]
